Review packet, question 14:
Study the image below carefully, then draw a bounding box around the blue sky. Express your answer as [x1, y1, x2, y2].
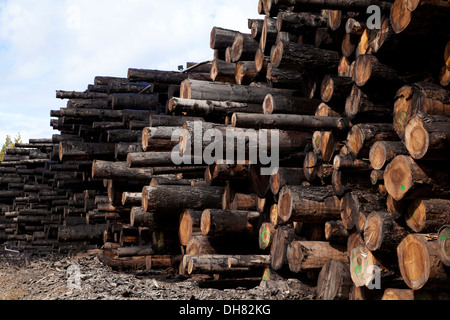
[0, 0, 260, 144]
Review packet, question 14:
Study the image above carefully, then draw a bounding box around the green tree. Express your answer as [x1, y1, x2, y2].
[0, 133, 23, 161]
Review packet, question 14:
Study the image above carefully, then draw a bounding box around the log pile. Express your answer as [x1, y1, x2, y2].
[0, 0, 449, 300]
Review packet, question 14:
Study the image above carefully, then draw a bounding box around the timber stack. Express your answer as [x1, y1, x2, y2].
[0, 0, 449, 300]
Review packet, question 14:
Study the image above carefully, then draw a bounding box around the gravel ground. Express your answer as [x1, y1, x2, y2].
[0, 249, 317, 301]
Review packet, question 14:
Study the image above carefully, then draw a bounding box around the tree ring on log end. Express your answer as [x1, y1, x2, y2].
[201, 209, 211, 236]
[384, 155, 413, 201]
[404, 116, 429, 160]
[438, 226, 450, 266]
[364, 212, 383, 251]
[397, 234, 430, 290]
[405, 199, 426, 232]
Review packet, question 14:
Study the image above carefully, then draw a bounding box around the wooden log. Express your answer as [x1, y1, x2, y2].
[404, 114, 450, 160]
[345, 123, 399, 160]
[320, 75, 353, 113]
[369, 141, 408, 170]
[266, 65, 313, 93]
[262, 93, 322, 115]
[333, 154, 372, 171]
[277, 11, 327, 34]
[141, 126, 181, 152]
[228, 255, 271, 269]
[210, 59, 236, 83]
[110, 93, 159, 110]
[259, 222, 275, 250]
[127, 69, 188, 84]
[325, 220, 350, 242]
[437, 225, 450, 267]
[92, 160, 154, 183]
[235, 61, 262, 85]
[316, 260, 352, 300]
[59, 141, 115, 161]
[397, 233, 449, 290]
[405, 199, 450, 233]
[210, 27, 240, 50]
[201, 209, 259, 237]
[117, 245, 155, 257]
[178, 209, 203, 246]
[230, 33, 260, 62]
[141, 185, 223, 213]
[354, 54, 402, 90]
[269, 167, 306, 195]
[384, 155, 450, 201]
[340, 191, 386, 232]
[231, 113, 350, 131]
[105, 129, 141, 143]
[350, 244, 398, 288]
[260, 17, 278, 55]
[270, 225, 296, 271]
[393, 82, 450, 141]
[57, 224, 106, 242]
[287, 240, 347, 273]
[344, 85, 395, 123]
[56, 91, 108, 100]
[390, 0, 450, 37]
[115, 142, 142, 161]
[278, 185, 341, 223]
[121, 192, 142, 207]
[271, 41, 340, 74]
[275, 0, 392, 13]
[364, 211, 410, 252]
[180, 79, 303, 104]
[168, 97, 262, 117]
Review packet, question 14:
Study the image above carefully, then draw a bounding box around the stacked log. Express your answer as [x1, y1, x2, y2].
[0, 0, 448, 299]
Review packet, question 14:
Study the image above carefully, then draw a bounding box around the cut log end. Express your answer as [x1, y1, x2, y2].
[383, 155, 413, 201]
[438, 226, 450, 267]
[277, 187, 292, 223]
[200, 209, 211, 236]
[404, 116, 429, 160]
[397, 234, 431, 290]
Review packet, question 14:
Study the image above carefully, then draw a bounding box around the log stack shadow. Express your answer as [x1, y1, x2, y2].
[0, 0, 449, 299]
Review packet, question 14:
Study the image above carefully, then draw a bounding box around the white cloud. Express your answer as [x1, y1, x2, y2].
[0, 0, 261, 145]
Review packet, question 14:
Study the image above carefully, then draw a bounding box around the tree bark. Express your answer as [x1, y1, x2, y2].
[92, 160, 154, 183]
[201, 209, 259, 237]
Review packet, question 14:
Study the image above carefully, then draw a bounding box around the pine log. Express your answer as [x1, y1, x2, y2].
[287, 241, 347, 273]
[262, 93, 322, 115]
[169, 97, 262, 117]
[350, 244, 398, 288]
[354, 54, 402, 90]
[397, 233, 449, 290]
[404, 113, 450, 160]
[278, 185, 341, 223]
[384, 155, 450, 201]
[110, 93, 159, 110]
[393, 82, 450, 140]
[180, 79, 303, 104]
[210, 27, 240, 50]
[210, 59, 236, 83]
[230, 33, 260, 63]
[117, 245, 155, 257]
[235, 61, 263, 85]
[369, 141, 408, 170]
[269, 167, 307, 195]
[59, 141, 115, 161]
[231, 113, 350, 131]
[320, 75, 353, 113]
[345, 123, 399, 159]
[141, 126, 182, 152]
[115, 142, 142, 161]
[92, 160, 154, 183]
[437, 225, 450, 267]
[271, 41, 340, 74]
[325, 220, 350, 242]
[270, 225, 296, 271]
[127, 69, 188, 84]
[201, 209, 259, 237]
[405, 198, 450, 233]
[141, 185, 223, 213]
[316, 260, 352, 300]
[57, 224, 107, 242]
[277, 11, 327, 34]
[344, 84, 395, 123]
[259, 222, 276, 250]
[178, 209, 203, 246]
[260, 17, 278, 55]
[364, 211, 410, 252]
